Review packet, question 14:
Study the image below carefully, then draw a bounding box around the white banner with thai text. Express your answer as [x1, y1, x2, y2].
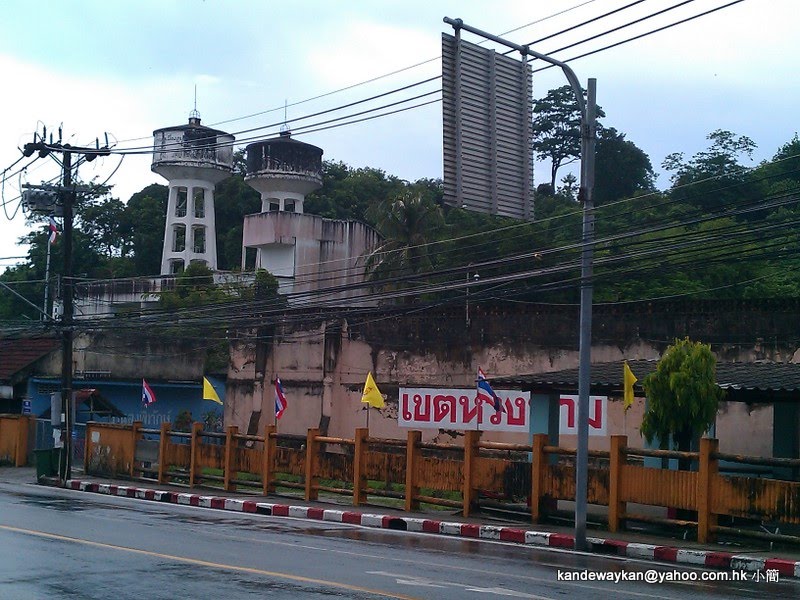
[559, 395, 607, 436]
[398, 387, 530, 432]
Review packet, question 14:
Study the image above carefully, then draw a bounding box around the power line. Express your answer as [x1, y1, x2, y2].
[531, 0, 746, 73]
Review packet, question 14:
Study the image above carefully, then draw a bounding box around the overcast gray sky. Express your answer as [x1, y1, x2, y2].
[1, 0, 797, 271]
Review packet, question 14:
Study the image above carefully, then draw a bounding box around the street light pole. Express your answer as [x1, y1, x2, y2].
[574, 79, 597, 550]
[443, 17, 597, 550]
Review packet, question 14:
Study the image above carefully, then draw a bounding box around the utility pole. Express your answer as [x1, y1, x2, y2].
[22, 136, 110, 482]
[60, 151, 74, 481]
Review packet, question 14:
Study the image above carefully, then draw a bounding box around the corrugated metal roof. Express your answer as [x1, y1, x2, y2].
[490, 360, 800, 400]
[0, 337, 59, 381]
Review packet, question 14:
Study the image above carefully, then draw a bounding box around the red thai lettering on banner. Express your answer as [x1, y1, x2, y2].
[459, 395, 481, 425]
[589, 398, 602, 429]
[402, 393, 413, 421]
[506, 396, 527, 425]
[413, 393, 432, 422]
[433, 394, 457, 423]
[489, 397, 503, 425]
[560, 396, 575, 428]
[398, 387, 530, 431]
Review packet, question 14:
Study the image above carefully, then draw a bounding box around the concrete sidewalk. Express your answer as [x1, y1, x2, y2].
[5, 467, 800, 580]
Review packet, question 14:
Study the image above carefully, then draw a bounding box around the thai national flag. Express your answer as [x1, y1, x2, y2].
[142, 379, 157, 408]
[48, 216, 58, 245]
[274, 377, 288, 420]
[476, 367, 503, 412]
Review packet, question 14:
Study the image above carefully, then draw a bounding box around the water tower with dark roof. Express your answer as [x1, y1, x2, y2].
[241, 132, 379, 302]
[152, 111, 235, 274]
[244, 130, 323, 215]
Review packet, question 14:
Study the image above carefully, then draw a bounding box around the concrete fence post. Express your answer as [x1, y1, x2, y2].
[463, 430, 481, 517]
[405, 430, 421, 512]
[353, 428, 369, 506]
[531, 433, 549, 523]
[84, 422, 93, 474]
[698, 437, 719, 543]
[158, 421, 171, 484]
[224, 425, 239, 492]
[130, 421, 142, 479]
[189, 422, 203, 488]
[263, 425, 276, 496]
[608, 435, 627, 533]
[305, 428, 320, 501]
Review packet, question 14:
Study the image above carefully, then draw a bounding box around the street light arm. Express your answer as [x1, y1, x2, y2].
[443, 17, 586, 115]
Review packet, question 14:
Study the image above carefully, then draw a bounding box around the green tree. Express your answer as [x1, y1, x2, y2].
[125, 184, 167, 275]
[594, 127, 655, 206]
[662, 129, 760, 213]
[213, 172, 260, 270]
[641, 338, 725, 466]
[80, 197, 130, 258]
[305, 161, 406, 223]
[158, 262, 229, 309]
[531, 85, 605, 191]
[364, 193, 444, 294]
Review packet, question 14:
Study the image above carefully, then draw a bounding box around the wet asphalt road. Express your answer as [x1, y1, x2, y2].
[0, 481, 798, 599]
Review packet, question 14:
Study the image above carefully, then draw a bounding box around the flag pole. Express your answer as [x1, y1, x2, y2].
[623, 401, 627, 437]
[273, 378, 279, 432]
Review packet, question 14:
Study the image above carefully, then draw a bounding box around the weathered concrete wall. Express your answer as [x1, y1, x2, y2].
[36, 333, 206, 381]
[226, 300, 800, 456]
[242, 212, 380, 302]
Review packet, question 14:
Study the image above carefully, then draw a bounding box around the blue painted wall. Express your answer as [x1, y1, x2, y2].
[26, 376, 226, 428]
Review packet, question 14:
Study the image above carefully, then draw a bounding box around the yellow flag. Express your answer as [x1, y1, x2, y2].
[623, 361, 637, 412]
[361, 372, 384, 408]
[203, 377, 223, 405]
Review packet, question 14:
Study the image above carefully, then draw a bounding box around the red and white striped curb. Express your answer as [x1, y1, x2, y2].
[64, 479, 800, 579]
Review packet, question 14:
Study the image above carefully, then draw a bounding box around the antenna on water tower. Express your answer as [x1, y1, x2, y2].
[189, 85, 201, 123]
[280, 99, 290, 135]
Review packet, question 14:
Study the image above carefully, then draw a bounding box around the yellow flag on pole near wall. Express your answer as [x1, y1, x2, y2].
[361, 372, 384, 408]
[203, 377, 223, 405]
[623, 361, 637, 412]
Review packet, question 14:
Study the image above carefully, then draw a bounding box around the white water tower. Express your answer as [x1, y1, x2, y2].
[152, 111, 234, 274]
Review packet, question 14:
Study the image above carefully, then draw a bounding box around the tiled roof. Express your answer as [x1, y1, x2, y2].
[0, 337, 59, 381]
[491, 359, 800, 400]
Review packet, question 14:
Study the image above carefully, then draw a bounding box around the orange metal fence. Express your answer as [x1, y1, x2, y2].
[40, 421, 800, 543]
[0, 414, 32, 467]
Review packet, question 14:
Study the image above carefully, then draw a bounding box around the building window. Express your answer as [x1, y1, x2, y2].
[173, 224, 186, 252]
[193, 188, 205, 218]
[170, 259, 185, 274]
[193, 226, 206, 254]
[284, 200, 295, 213]
[269, 201, 280, 212]
[175, 187, 188, 217]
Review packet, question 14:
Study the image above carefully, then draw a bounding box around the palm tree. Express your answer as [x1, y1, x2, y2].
[364, 193, 444, 297]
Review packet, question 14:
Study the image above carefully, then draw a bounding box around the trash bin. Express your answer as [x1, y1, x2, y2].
[34, 448, 62, 479]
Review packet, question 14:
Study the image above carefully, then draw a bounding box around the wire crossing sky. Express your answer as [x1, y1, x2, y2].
[1, 0, 797, 272]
